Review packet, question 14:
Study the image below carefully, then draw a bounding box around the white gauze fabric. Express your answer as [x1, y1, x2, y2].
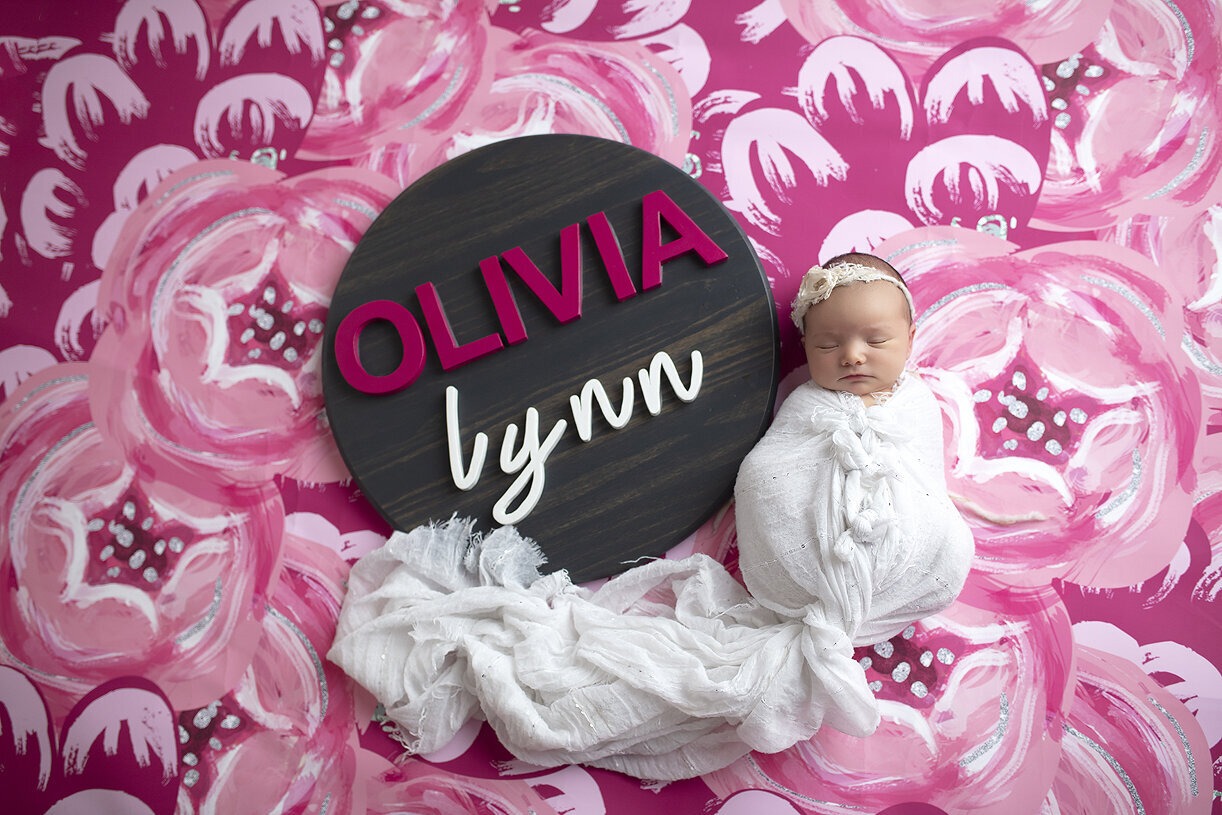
[327, 373, 974, 781]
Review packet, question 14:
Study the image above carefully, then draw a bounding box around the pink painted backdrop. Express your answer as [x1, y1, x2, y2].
[1, 0, 1220, 812]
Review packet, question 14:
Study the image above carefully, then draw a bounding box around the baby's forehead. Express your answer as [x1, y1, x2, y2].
[805, 281, 910, 326]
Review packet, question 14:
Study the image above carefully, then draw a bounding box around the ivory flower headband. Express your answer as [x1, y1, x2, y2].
[790, 261, 915, 333]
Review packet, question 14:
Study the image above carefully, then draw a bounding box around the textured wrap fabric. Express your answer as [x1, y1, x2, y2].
[328, 374, 974, 781]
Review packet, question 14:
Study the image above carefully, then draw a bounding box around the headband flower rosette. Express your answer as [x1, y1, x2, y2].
[791, 262, 916, 332]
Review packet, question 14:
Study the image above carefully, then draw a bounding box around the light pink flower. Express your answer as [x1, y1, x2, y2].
[297, 0, 491, 161]
[171, 534, 365, 814]
[703, 589, 1075, 813]
[877, 227, 1200, 588]
[0, 365, 285, 714]
[38, 53, 151, 171]
[1031, 0, 1222, 229]
[778, 0, 1111, 79]
[395, 28, 692, 183]
[0, 668, 181, 815]
[1045, 645, 1210, 813]
[92, 160, 397, 488]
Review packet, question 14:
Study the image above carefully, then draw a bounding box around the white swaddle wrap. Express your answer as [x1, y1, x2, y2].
[328, 373, 974, 780]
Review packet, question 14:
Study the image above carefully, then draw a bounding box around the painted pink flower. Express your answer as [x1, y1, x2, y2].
[0, 667, 181, 815]
[489, 0, 691, 41]
[92, 160, 397, 488]
[296, 0, 491, 161]
[1045, 645, 1210, 813]
[697, 35, 1048, 372]
[778, 0, 1111, 79]
[876, 226, 1200, 589]
[361, 28, 692, 190]
[0, 364, 284, 714]
[1031, 0, 1222, 229]
[170, 532, 366, 814]
[702, 587, 1075, 813]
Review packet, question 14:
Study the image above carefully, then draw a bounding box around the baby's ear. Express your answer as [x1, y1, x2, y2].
[908, 322, 916, 343]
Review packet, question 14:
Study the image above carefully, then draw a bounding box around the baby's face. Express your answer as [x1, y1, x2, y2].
[802, 280, 914, 400]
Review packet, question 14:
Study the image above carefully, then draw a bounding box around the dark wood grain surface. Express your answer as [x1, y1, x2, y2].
[323, 134, 777, 582]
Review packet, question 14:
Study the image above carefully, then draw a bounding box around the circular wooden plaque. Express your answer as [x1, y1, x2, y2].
[323, 135, 777, 582]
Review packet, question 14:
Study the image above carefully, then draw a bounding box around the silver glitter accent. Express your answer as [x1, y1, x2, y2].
[1063, 722, 1145, 813]
[960, 691, 1010, 766]
[1085, 65, 1104, 78]
[1069, 408, 1087, 424]
[182, 751, 198, 766]
[321, 792, 332, 815]
[1095, 449, 1142, 520]
[874, 641, 894, 658]
[308, 319, 324, 334]
[920, 650, 934, 667]
[992, 417, 1008, 433]
[255, 311, 274, 331]
[399, 63, 467, 130]
[911, 681, 929, 698]
[1027, 421, 1046, 441]
[914, 283, 1011, 330]
[99, 545, 115, 561]
[902, 625, 916, 639]
[1056, 59, 1077, 78]
[129, 550, 146, 569]
[336, 0, 357, 19]
[859, 656, 872, 670]
[221, 715, 241, 729]
[178, 725, 190, 744]
[284, 348, 299, 363]
[269, 331, 286, 351]
[293, 321, 306, 336]
[122, 501, 136, 520]
[87, 518, 105, 532]
[1043, 76, 1055, 91]
[183, 768, 200, 788]
[327, 37, 343, 51]
[1054, 112, 1071, 129]
[176, 578, 223, 643]
[1012, 371, 1026, 390]
[262, 286, 276, 304]
[248, 348, 262, 359]
[1036, 387, 1049, 400]
[208, 737, 222, 750]
[154, 540, 167, 555]
[143, 567, 158, 583]
[227, 304, 244, 317]
[329, 52, 344, 68]
[239, 328, 255, 344]
[892, 662, 911, 682]
[937, 647, 955, 664]
[1148, 697, 1198, 796]
[1003, 439, 1018, 451]
[281, 301, 293, 313]
[744, 755, 871, 810]
[1053, 410, 1067, 426]
[155, 170, 234, 206]
[267, 605, 329, 716]
[973, 389, 992, 403]
[362, 5, 380, 18]
[193, 707, 214, 728]
[1076, 84, 1090, 95]
[1051, 97, 1068, 111]
[1183, 331, 1222, 375]
[169, 536, 185, 553]
[107, 567, 121, 578]
[1160, 0, 1195, 64]
[154, 208, 272, 329]
[335, 197, 378, 220]
[141, 517, 153, 531]
[640, 59, 681, 137]
[13, 374, 90, 411]
[10, 423, 97, 553]
[1082, 274, 1165, 337]
[1046, 439, 1064, 455]
[868, 680, 883, 692]
[1007, 400, 1029, 419]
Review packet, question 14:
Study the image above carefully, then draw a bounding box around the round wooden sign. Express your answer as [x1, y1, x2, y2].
[323, 134, 777, 582]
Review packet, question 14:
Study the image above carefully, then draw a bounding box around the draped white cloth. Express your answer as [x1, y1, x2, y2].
[327, 374, 974, 780]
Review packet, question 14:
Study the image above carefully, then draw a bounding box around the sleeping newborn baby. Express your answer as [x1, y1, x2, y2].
[328, 253, 975, 781]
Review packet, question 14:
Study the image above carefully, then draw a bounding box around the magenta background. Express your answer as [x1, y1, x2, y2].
[1, 0, 1221, 813]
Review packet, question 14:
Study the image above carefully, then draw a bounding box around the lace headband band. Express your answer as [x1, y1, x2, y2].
[790, 262, 915, 332]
